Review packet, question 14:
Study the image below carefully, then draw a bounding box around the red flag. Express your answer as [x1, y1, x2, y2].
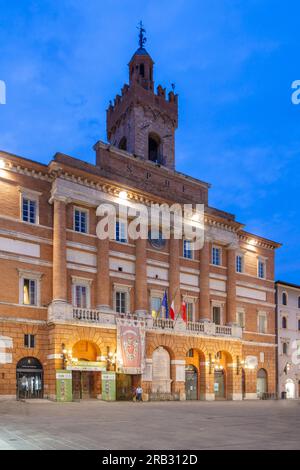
[181, 301, 187, 322]
[170, 301, 175, 320]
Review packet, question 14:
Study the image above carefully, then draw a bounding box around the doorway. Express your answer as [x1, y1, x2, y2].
[16, 357, 43, 399]
[214, 369, 225, 399]
[257, 368, 268, 398]
[185, 365, 198, 400]
[285, 379, 295, 399]
[72, 371, 98, 400]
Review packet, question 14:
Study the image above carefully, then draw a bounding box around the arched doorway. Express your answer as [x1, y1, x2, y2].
[72, 341, 101, 400]
[152, 347, 171, 394]
[285, 379, 295, 399]
[214, 351, 233, 400]
[185, 365, 198, 400]
[185, 348, 206, 400]
[214, 369, 225, 399]
[257, 368, 268, 398]
[16, 357, 43, 399]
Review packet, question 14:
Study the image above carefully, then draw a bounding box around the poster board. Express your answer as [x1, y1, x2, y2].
[56, 370, 73, 402]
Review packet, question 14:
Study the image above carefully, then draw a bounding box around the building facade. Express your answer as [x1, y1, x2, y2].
[0, 32, 280, 402]
[276, 281, 300, 399]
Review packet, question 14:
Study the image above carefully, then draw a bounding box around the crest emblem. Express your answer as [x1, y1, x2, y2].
[123, 335, 138, 361]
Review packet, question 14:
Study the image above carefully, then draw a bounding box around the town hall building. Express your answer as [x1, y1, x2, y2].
[0, 27, 280, 402]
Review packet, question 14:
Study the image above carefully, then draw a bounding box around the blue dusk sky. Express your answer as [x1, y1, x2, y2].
[0, 0, 299, 283]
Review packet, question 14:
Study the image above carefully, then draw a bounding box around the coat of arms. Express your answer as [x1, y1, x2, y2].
[123, 335, 139, 361]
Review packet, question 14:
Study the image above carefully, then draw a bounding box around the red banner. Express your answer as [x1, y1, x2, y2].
[117, 319, 145, 374]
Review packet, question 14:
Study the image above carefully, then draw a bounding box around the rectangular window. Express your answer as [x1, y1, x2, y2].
[75, 285, 87, 308]
[237, 310, 245, 328]
[258, 314, 267, 334]
[151, 297, 162, 317]
[22, 197, 37, 224]
[116, 291, 127, 314]
[74, 208, 88, 233]
[23, 279, 37, 305]
[115, 220, 127, 243]
[213, 306, 221, 325]
[212, 247, 221, 266]
[236, 255, 243, 273]
[183, 240, 193, 259]
[24, 334, 35, 348]
[258, 260, 266, 279]
[186, 302, 194, 322]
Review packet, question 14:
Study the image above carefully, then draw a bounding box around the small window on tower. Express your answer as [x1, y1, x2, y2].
[148, 133, 161, 163]
[140, 64, 145, 77]
[119, 137, 127, 151]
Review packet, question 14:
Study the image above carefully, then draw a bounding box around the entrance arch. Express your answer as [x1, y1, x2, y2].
[72, 340, 98, 361]
[16, 357, 43, 399]
[185, 365, 198, 400]
[214, 351, 233, 400]
[285, 379, 295, 399]
[257, 368, 268, 398]
[71, 340, 101, 400]
[185, 348, 206, 400]
[152, 347, 171, 394]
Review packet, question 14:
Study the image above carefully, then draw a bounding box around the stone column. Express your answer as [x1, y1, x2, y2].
[169, 236, 181, 315]
[199, 240, 211, 321]
[226, 245, 237, 325]
[135, 237, 148, 316]
[96, 236, 111, 311]
[53, 198, 67, 302]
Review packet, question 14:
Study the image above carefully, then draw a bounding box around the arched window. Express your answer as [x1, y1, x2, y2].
[139, 63, 145, 77]
[282, 292, 287, 306]
[282, 343, 288, 355]
[148, 133, 161, 163]
[118, 137, 127, 151]
[282, 316, 287, 329]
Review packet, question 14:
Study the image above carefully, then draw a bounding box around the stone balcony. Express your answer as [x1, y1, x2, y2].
[70, 307, 243, 339]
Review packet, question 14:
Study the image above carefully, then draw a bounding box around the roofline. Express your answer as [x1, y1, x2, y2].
[239, 230, 282, 249]
[0, 149, 48, 169]
[94, 140, 211, 189]
[275, 280, 300, 290]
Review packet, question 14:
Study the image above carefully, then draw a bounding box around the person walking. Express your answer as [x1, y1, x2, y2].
[136, 385, 143, 402]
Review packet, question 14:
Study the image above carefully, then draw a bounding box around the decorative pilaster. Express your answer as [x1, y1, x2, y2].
[96, 236, 111, 311]
[199, 240, 211, 321]
[53, 198, 67, 302]
[135, 237, 148, 316]
[226, 244, 237, 325]
[169, 236, 181, 315]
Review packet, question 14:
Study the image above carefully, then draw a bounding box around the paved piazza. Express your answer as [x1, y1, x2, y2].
[0, 400, 299, 450]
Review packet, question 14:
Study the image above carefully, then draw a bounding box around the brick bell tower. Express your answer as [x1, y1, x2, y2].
[106, 23, 178, 170]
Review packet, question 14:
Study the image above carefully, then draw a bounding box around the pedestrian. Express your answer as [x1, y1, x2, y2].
[136, 385, 143, 402]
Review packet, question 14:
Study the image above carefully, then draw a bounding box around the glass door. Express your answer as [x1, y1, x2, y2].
[17, 372, 43, 399]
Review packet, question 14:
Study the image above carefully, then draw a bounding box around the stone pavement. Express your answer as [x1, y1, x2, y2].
[0, 399, 299, 450]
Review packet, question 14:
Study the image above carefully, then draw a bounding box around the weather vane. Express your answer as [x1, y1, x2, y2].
[137, 20, 147, 49]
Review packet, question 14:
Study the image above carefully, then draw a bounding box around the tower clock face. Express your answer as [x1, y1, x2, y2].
[148, 230, 166, 249]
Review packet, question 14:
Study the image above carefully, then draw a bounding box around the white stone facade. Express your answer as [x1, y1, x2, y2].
[276, 282, 300, 399]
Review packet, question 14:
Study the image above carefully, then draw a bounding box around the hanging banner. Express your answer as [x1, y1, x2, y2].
[116, 317, 145, 375]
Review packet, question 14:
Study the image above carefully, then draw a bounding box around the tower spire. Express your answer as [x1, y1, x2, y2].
[138, 21, 147, 49]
